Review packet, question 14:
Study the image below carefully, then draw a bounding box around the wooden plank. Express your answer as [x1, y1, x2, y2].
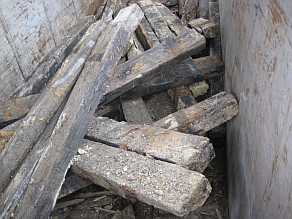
[85, 116, 214, 172]
[121, 55, 224, 100]
[11, 17, 95, 98]
[0, 120, 22, 152]
[10, 6, 143, 219]
[101, 0, 117, 23]
[168, 85, 197, 111]
[198, 0, 212, 19]
[188, 18, 219, 38]
[0, 20, 106, 193]
[72, 139, 212, 217]
[181, 0, 199, 24]
[99, 29, 205, 106]
[0, 94, 41, 123]
[121, 34, 152, 125]
[153, 92, 239, 135]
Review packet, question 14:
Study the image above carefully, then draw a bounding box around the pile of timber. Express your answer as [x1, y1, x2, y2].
[0, 0, 238, 218]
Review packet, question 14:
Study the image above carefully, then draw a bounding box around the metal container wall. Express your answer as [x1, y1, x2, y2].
[220, 0, 292, 218]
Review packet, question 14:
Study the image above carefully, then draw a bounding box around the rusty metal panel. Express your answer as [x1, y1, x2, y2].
[220, 0, 292, 218]
[0, 0, 56, 78]
[0, 22, 25, 101]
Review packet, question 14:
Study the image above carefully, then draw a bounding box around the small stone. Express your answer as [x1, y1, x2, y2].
[77, 148, 87, 155]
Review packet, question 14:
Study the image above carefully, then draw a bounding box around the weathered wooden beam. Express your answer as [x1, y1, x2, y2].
[121, 55, 224, 100]
[208, 2, 221, 56]
[181, 0, 199, 24]
[10, 17, 96, 98]
[135, 17, 160, 50]
[120, 41, 152, 125]
[99, 29, 205, 106]
[101, 0, 117, 23]
[85, 116, 214, 172]
[0, 94, 41, 123]
[0, 20, 106, 194]
[0, 120, 22, 152]
[168, 85, 197, 111]
[72, 139, 212, 217]
[10, 6, 143, 219]
[188, 18, 219, 38]
[153, 92, 239, 135]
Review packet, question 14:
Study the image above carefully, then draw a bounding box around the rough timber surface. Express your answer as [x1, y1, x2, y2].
[86, 116, 214, 173]
[121, 55, 224, 100]
[188, 18, 219, 38]
[153, 92, 239, 135]
[181, 0, 199, 24]
[120, 32, 152, 125]
[0, 20, 105, 194]
[72, 139, 212, 217]
[99, 30, 205, 106]
[10, 6, 143, 219]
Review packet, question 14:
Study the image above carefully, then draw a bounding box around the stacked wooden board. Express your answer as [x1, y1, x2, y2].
[0, 1, 237, 218]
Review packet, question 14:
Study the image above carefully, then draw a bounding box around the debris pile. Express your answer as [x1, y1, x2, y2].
[0, 0, 237, 218]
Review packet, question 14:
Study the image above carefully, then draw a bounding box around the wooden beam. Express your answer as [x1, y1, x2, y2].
[85, 116, 214, 173]
[71, 139, 212, 217]
[121, 32, 152, 125]
[7, 5, 143, 219]
[101, 0, 117, 23]
[188, 18, 219, 38]
[153, 92, 239, 135]
[99, 29, 205, 106]
[181, 0, 199, 24]
[0, 20, 106, 193]
[121, 55, 224, 101]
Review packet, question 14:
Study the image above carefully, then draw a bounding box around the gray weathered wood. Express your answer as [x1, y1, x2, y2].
[99, 29, 205, 106]
[58, 170, 93, 199]
[188, 18, 219, 38]
[121, 34, 152, 125]
[208, 2, 221, 56]
[0, 94, 41, 123]
[121, 55, 224, 101]
[85, 116, 214, 172]
[101, 0, 118, 23]
[10, 6, 143, 219]
[72, 139, 212, 217]
[153, 92, 239, 135]
[181, 0, 199, 24]
[11, 17, 96, 98]
[0, 20, 106, 194]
